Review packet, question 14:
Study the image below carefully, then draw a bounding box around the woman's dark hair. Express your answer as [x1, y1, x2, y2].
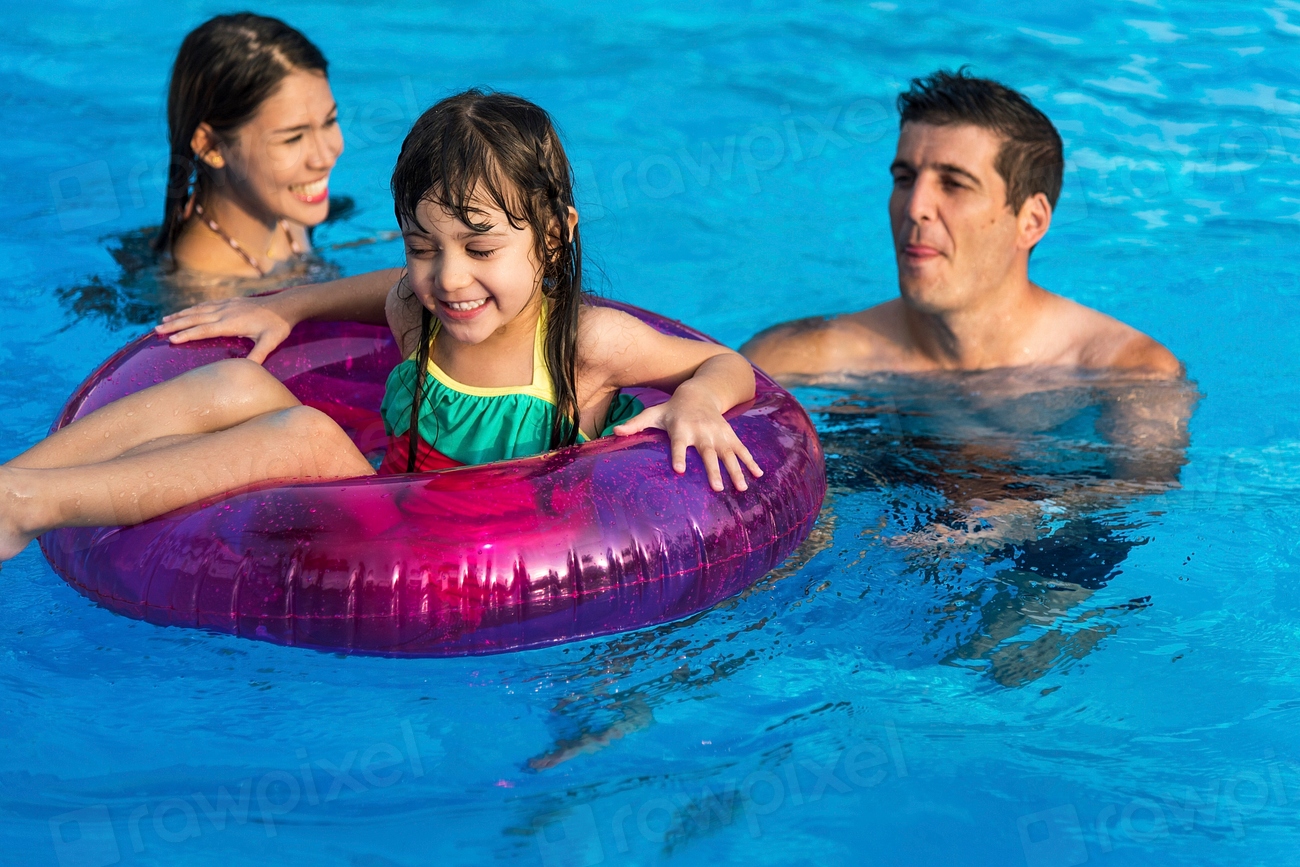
[392, 89, 585, 468]
[154, 13, 328, 255]
[897, 68, 1064, 213]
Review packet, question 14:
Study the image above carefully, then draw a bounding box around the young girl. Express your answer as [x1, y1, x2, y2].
[158, 13, 343, 281]
[0, 90, 760, 561]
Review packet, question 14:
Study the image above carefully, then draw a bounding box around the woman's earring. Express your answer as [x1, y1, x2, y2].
[203, 152, 225, 169]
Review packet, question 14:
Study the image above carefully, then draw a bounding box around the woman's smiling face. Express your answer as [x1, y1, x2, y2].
[401, 197, 544, 345]
[215, 69, 343, 227]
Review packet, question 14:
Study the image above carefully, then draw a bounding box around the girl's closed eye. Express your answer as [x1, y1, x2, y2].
[466, 247, 496, 259]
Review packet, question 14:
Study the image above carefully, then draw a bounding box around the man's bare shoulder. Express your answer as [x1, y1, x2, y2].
[1108, 332, 1183, 377]
[740, 300, 909, 380]
[1046, 294, 1183, 378]
[739, 316, 839, 378]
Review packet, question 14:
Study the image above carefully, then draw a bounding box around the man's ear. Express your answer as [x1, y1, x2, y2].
[190, 123, 226, 169]
[1016, 192, 1052, 251]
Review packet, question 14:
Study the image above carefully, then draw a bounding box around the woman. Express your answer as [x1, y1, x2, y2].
[155, 13, 343, 280]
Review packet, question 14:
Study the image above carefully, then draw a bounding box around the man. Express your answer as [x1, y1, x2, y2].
[743, 70, 1193, 688]
[742, 70, 1181, 380]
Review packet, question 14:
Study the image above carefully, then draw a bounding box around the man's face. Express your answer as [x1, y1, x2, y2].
[888, 122, 1024, 313]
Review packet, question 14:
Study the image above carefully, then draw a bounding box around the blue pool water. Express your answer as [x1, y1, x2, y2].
[4, 1, 1300, 864]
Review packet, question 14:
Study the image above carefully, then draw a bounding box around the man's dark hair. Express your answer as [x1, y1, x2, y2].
[897, 69, 1064, 213]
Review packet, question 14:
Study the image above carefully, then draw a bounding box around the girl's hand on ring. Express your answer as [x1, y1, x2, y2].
[613, 401, 763, 493]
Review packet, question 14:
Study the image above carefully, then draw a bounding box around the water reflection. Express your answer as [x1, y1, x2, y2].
[809, 368, 1198, 688]
[56, 196, 364, 327]
[513, 371, 1200, 773]
[512, 366, 1201, 764]
[519, 517, 835, 771]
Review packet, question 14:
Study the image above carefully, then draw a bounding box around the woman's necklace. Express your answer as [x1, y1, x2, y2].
[193, 202, 303, 277]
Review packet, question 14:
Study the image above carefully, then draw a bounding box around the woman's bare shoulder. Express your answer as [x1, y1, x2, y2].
[170, 224, 257, 277]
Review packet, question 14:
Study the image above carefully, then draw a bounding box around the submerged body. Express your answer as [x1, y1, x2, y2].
[810, 366, 1196, 686]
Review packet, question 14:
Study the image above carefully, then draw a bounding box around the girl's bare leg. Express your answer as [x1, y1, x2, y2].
[7, 359, 300, 469]
[0, 405, 374, 560]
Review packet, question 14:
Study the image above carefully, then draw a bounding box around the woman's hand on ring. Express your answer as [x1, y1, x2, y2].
[154, 297, 293, 364]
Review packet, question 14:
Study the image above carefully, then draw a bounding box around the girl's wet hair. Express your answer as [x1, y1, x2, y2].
[155, 13, 328, 257]
[392, 89, 585, 468]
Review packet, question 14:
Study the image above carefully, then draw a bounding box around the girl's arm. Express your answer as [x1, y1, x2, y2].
[582, 307, 762, 492]
[154, 267, 404, 363]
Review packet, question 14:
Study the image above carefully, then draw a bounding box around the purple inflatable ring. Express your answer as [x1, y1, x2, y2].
[39, 301, 826, 656]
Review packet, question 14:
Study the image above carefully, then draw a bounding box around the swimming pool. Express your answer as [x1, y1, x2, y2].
[5, 1, 1300, 864]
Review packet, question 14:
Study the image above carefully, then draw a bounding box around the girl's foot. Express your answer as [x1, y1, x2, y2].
[0, 469, 44, 561]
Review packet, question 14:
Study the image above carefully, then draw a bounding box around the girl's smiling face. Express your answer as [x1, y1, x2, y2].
[401, 197, 544, 345]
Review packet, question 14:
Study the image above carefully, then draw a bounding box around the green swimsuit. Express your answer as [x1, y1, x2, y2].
[378, 309, 643, 472]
